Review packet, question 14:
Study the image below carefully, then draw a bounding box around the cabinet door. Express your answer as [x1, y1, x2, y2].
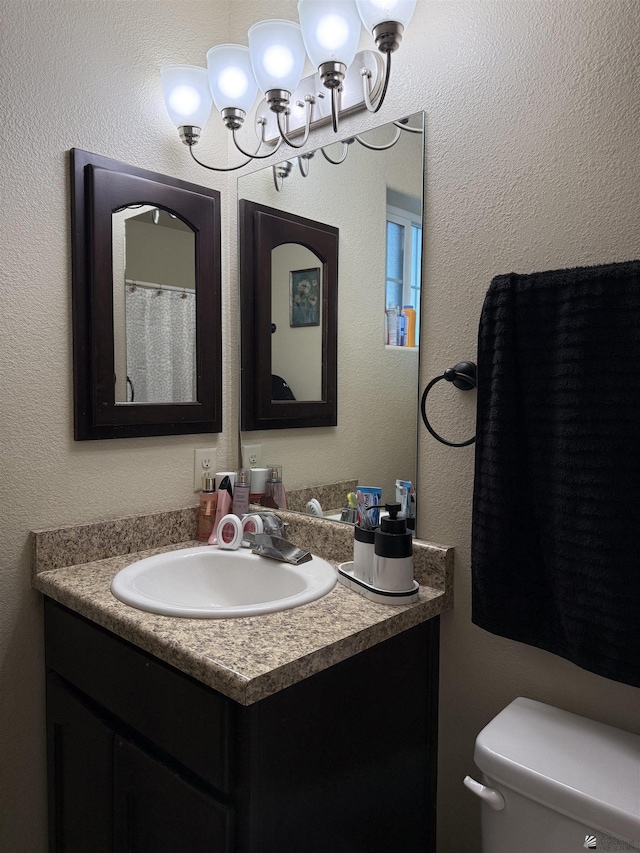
[114, 736, 233, 853]
[46, 673, 114, 853]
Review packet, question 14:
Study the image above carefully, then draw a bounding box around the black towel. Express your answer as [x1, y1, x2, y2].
[471, 260, 640, 688]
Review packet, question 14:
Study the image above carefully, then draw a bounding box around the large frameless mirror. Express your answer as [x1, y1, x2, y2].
[238, 112, 424, 527]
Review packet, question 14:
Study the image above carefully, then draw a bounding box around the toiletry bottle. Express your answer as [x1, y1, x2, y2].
[398, 309, 407, 346]
[385, 303, 398, 346]
[198, 475, 217, 542]
[262, 464, 287, 510]
[233, 469, 251, 518]
[402, 305, 416, 347]
[208, 475, 233, 545]
[249, 467, 268, 504]
[372, 503, 414, 592]
[353, 525, 376, 585]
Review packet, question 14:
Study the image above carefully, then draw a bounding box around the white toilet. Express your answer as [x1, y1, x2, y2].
[464, 697, 640, 852]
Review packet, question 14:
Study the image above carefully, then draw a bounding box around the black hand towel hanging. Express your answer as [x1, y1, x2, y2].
[471, 259, 640, 688]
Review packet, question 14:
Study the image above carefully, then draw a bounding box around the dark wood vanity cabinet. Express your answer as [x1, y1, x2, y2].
[45, 600, 439, 853]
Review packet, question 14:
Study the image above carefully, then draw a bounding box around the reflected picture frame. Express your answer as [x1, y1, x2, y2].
[239, 199, 338, 431]
[290, 267, 321, 327]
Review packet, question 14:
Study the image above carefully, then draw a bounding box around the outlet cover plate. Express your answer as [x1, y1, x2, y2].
[241, 444, 262, 468]
[194, 448, 218, 491]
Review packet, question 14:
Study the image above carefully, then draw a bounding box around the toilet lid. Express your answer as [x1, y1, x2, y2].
[474, 697, 640, 846]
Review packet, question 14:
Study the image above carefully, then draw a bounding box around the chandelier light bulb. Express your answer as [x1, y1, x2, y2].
[161, 66, 212, 130]
[298, 0, 362, 69]
[207, 45, 258, 115]
[355, 0, 417, 37]
[248, 20, 306, 97]
[263, 44, 295, 78]
[316, 14, 350, 51]
[169, 85, 201, 117]
[218, 68, 249, 100]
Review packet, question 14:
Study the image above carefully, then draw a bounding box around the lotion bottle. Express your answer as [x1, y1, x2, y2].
[372, 503, 413, 592]
[198, 476, 217, 542]
[208, 475, 233, 545]
[402, 305, 416, 347]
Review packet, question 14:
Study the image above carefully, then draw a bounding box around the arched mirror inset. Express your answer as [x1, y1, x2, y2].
[111, 205, 197, 405]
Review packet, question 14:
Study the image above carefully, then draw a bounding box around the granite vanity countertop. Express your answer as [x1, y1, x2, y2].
[32, 507, 453, 706]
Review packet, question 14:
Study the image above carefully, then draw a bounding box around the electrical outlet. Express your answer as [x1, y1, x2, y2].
[241, 443, 262, 468]
[194, 447, 218, 491]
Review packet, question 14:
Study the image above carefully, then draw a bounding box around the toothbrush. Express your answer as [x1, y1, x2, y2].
[356, 489, 371, 530]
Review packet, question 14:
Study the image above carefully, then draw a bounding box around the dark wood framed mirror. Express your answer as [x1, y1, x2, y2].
[71, 148, 222, 440]
[239, 200, 338, 430]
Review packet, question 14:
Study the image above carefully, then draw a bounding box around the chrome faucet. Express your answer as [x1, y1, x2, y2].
[243, 513, 312, 565]
[248, 533, 312, 565]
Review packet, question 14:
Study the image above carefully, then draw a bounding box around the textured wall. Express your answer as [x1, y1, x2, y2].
[0, 1, 235, 848]
[407, 3, 640, 852]
[1, 1, 639, 851]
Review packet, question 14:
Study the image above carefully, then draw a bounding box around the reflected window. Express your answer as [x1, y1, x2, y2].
[385, 199, 422, 346]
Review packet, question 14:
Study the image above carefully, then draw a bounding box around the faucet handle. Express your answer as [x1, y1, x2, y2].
[244, 511, 286, 537]
[248, 533, 312, 566]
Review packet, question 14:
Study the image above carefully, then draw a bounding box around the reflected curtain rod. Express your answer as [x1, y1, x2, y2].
[124, 278, 194, 295]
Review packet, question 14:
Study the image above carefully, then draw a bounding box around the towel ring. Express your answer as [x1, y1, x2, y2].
[420, 361, 477, 447]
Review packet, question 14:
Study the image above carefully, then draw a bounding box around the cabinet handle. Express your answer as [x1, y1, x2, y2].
[463, 775, 505, 811]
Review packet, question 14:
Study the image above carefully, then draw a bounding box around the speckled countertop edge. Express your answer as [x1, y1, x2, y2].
[32, 508, 453, 706]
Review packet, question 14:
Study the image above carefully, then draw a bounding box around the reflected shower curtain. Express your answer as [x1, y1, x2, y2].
[125, 287, 196, 403]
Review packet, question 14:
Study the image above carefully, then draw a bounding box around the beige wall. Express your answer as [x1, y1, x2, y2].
[1, 1, 639, 850]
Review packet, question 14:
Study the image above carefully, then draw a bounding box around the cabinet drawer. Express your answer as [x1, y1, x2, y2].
[44, 600, 230, 792]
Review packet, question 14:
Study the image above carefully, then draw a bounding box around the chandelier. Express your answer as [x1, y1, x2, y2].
[161, 0, 417, 172]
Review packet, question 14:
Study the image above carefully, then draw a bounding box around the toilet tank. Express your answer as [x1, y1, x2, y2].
[472, 697, 640, 853]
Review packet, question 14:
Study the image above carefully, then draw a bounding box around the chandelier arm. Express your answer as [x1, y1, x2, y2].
[393, 120, 423, 134]
[231, 127, 283, 159]
[330, 87, 341, 133]
[298, 156, 311, 177]
[320, 143, 350, 165]
[354, 126, 402, 151]
[362, 50, 392, 114]
[275, 98, 314, 149]
[188, 144, 253, 172]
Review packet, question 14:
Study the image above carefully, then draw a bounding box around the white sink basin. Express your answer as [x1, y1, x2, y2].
[110, 546, 337, 618]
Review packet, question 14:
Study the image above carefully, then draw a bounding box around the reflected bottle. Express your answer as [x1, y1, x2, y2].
[263, 464, 287, 510]
[402, 305, 416, 348]
[386, 303, 398, 346]
[232, 468, 251, 518]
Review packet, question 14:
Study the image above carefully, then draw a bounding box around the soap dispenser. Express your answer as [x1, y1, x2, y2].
[373, 503, 414, 592]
